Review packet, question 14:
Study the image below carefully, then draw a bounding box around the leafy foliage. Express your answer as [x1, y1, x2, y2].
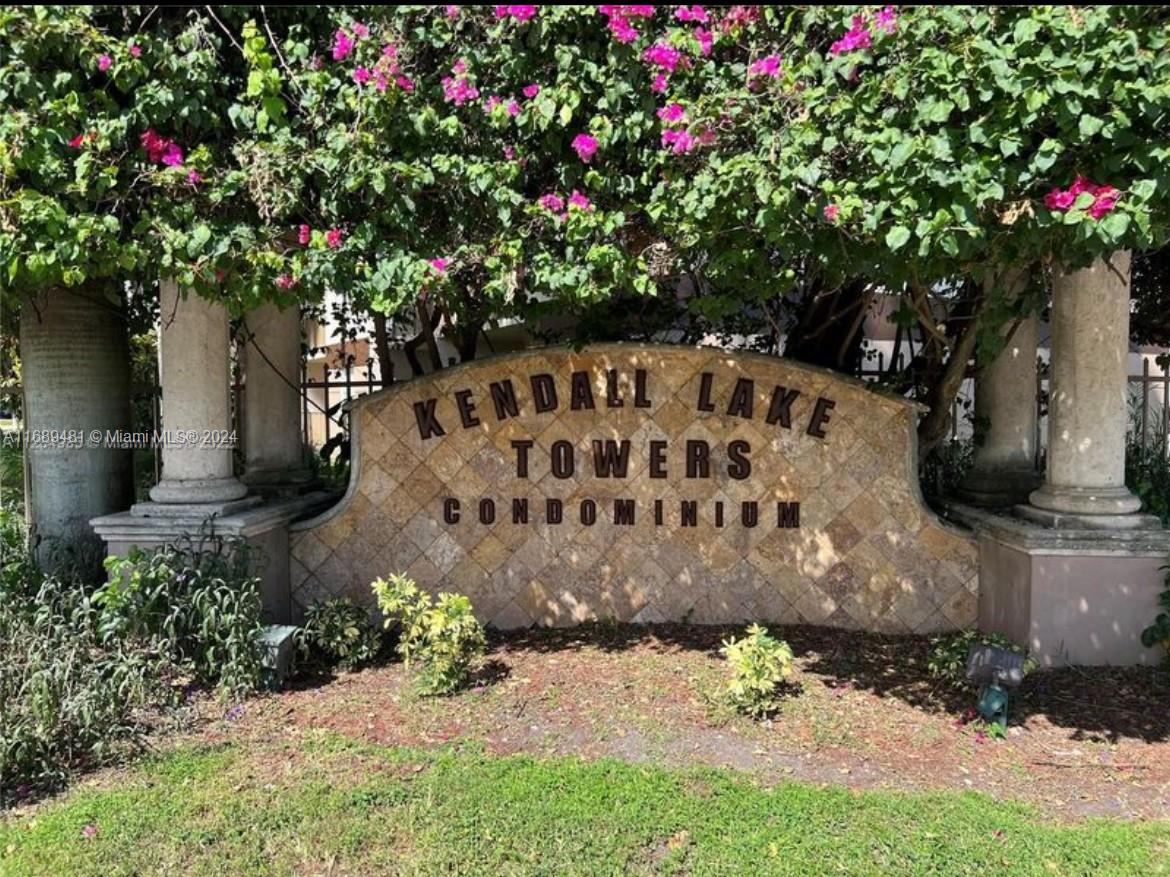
[1126, 436, 1170, 527]
[1139, 566, 1170, 658]
[927, 629, 1034, 688]
[719, 624, 795, 717]
[98, 537, 267, 698]
[296, 597, 383, 671]
[372, 573, 485, 696]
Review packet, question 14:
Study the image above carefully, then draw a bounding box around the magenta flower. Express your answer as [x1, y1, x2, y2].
[538, 193, 565, 212]
[187, 168, 202, 185]
[495, 5, 538, 22]
[484, 95, 503, 113]
[661, 128, 697, 154]
[81, 824, 99, 840]
[676, 5, 709, 23]
[1088, 186, 1120, 219]
[1044, 176, 1121, 220]
[651, 74, 668, 93]
[160, 143, 184, 167]
[503, 145, 516, 160]
[442, 73, 480, 105]
[352, 22, 369, 38]
[1043, 188, 1076, 211]
[298, 224, 311, 245]
[445, 5, 460, 19]
[326, 228, 344, 249]
[353, 66, 372, 85]
[396, 76, 415, 92]
[823, 204, 840, 222]
[129, 44, 142, 58]
[571, 133, 599, 163]
[694, 26, 713, 56]
[599, 5, 655, 43]
[275, 273, 296, 290]
[429, 257, 448, 275]
[523, 83, 541, 98]
[97, 54, 112, 72]
[657, 102, 687, 123]
[748, 54, 782, 79]
[332, 29, 355, 61]
[568, 190, 594, 212]
[830, 16, 872, 56]
[643, 42, 683, 73]
[874, 5, 898, 34]
[68, 132, 87, 148]
[506, 99, 521, 116]
[453, 58, 468, 75]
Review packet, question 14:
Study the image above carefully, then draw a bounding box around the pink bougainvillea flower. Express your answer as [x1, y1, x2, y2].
[495, 5, 538, 22]
[830, 16, 872, 56]
[81, 825, 99, 840]
[484, 95, 503, 113]
[129, 44, 142, 58]
[748, 54, 782, 80]
[643, 42, 683, 73]
[538, 193, 565, 212]
[657, 102, 687, 123]
[332, 29, 355, 61]
[568, 190, 594, 211]
[382, 42, 399, 59]
[353, 66, 372, 85]
[720, 5, 760, 33]
[68, 133, 87, 148]
[522, 83, 541, 98]
[396, 75, 415, 92]
[452, 58, 468, 74]
[506, 99, 521, 116]
[598, 5, 656, 43]
[676, 5, 709, 23]
[326, 228, 344, 249]
[874, 5, 898, 34]
[503, 145, 516, 160]
[445, 5, 461, 19]
[352, 22, 369, 38]
[442, 69, 480, 105]
[661, 127, 697, 154]
[298, 224, 311, 245]
[97, 54, 112, 71]
[429, 257, 448, 275]
[694, 26, 713, 56]
[696, 125, 716, 146]
[823, 204, 840, 222]
[187, 168, 202, 185]
[160, 142, 184, 167]
[650, 73, 668, 93]
[275, 273, 296, 290]
[1044, 176, 1120, 220]
[571, 133, 599, 163]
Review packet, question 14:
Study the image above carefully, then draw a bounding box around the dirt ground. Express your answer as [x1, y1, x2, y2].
[189, 624, 1170, 821]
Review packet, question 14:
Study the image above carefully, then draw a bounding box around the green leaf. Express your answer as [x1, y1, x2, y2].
[885, 226, 912, 251]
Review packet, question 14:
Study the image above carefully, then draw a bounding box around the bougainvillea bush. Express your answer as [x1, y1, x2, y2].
[3, 6, 1170, 439]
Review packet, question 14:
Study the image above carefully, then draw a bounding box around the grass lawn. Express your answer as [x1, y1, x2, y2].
[3, 732, 1168, 877]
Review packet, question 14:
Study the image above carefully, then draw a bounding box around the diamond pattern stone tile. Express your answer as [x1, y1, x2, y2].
[289, 344, 977, 632]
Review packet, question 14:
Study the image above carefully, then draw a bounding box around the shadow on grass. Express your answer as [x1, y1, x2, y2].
[486, 621, 1170, 744]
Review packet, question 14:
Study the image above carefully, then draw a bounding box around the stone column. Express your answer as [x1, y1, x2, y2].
[147, 280, 248, 508]
[958, 313, 1040, 506]
[1020, 252, 1156, 529]
[241, 303, 314, 495]
[20, 283, 134, 573]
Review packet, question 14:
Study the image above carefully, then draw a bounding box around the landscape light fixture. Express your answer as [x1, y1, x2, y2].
[965, 643, 1027, 729]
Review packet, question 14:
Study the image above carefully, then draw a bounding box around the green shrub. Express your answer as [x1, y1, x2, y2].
[1139, 565, 1170, 659]
[1127, 438, 1170, 526]
[719, 624, 795, 717]
[927, 629, 1034, 688]
[372, 574, 485, 696]
[99, 538, 267, 699]
[297, 597, 383, 670]
[0, 572, 170, 803]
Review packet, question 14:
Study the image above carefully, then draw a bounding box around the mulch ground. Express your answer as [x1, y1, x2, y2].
[191, 624, 1170, 821]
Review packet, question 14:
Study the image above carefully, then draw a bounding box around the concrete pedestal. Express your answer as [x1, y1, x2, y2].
[20, 284, 134, 574]
[241, 303, 315, 496]
[958, 312, 1040, 507]
[149, 280, 247, 508]
[941, 502, 1169, 666]
[1020, 253, 1154, 529]
[91, 492, 335, 623]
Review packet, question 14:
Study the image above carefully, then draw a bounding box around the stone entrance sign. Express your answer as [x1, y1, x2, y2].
[290, 344, 977, 631]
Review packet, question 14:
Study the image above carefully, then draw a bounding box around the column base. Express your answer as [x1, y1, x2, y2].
[149, 475, 249, 505]
[132, 495, 262, 520]
[956, 466, 1039, 508]
[1021, 484, 1151, 529]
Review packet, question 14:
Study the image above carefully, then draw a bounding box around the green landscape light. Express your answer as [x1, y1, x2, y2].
[965, 644, 1026, 729]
